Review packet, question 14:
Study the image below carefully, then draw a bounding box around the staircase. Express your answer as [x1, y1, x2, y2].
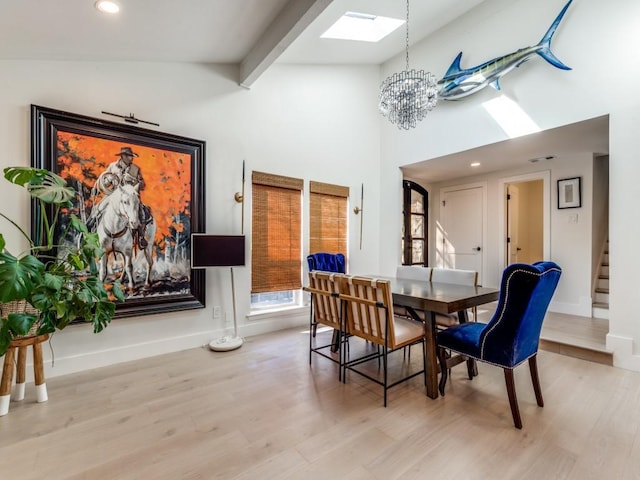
[592, 240, 609, 319]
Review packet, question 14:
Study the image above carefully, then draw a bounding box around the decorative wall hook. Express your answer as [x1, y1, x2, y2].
[236, 160, 246, 234]
[355, 183, 364, 249]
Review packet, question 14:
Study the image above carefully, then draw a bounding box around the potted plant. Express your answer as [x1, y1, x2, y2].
[0, 166, 124, 356]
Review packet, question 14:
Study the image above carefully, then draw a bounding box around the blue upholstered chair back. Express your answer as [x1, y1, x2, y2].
[480, 261, 561, 367]
[307, 253, 346, 274]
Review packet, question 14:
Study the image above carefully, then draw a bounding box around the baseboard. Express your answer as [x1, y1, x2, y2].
[606, 333, 640, 371]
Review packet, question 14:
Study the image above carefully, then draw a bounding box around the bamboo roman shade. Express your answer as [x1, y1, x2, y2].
[251, 171, 303, 294]
[309, 181, 349, 256]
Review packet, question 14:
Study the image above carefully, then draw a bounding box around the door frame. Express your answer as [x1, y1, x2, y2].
[498, 170, 551, 273]
[438, 181, 488, 286]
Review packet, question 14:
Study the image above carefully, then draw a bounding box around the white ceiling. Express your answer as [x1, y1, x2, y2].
[0, 0, 609, 181]
[0, 0, 482, 66]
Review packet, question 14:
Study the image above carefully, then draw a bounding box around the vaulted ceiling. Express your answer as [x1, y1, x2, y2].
[0, 0, 608, 181]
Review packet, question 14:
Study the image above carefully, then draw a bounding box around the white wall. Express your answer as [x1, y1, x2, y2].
[380, 0, 640, 369]
[0, 61, 382, 378]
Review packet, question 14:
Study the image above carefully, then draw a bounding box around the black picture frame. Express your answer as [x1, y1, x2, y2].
[557, 176, 582, 209]
[31, 104, 206, 318]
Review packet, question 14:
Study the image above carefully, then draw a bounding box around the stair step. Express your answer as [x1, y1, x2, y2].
[595, 287, 609, 294]
[540, 314, 612, 366]
[599, 274, 609, 280]
[593, 308, 609, 320]
[540, 338, 612, 365]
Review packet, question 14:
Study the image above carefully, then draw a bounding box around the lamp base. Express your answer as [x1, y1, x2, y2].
[208, 335, 243, 352]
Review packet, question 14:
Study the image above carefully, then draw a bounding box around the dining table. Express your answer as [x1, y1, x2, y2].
[387, 277, 499, 399]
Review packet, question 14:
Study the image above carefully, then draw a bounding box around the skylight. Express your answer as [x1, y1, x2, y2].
[321, 11, 404, 43]
[482, 95, 541, 139]
[95, 1, 120, 14]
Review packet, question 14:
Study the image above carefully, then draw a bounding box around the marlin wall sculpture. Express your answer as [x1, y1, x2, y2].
[437, 0, 573, 101]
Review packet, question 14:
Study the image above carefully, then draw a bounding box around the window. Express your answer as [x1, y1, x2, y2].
[402, 180, 428, 266]
[251, 171, 303, 307]
[309, 181, 349, 256]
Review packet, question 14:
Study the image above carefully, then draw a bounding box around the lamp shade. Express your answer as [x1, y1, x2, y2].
[191, 234, 245, 268]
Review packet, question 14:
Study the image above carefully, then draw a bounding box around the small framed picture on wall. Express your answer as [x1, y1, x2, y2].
[557, 177, 581, 209]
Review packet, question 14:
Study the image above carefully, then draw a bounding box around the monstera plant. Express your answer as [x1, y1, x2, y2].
[0, 166, 123, 356]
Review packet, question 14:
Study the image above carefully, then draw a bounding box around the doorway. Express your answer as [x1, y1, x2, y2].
[498, 171, 551, 272]
[506, 180, 544, 264]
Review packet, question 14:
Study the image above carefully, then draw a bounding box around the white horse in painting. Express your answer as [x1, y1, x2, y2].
[96, 184, 155, 290]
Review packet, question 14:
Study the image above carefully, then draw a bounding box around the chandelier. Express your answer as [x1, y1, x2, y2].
[378, 0, 438, 130]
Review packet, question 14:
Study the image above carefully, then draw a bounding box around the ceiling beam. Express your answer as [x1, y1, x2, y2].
[239, 0, 333, 88]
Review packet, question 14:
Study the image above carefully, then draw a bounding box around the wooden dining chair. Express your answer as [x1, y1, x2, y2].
[341, 276, 426, 407]
[305, 271, 347, 380]
[307, 252, 346, 337]
[437, 262, 562, 428]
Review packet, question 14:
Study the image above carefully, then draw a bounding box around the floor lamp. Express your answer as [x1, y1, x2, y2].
[191, 234, 245, 351]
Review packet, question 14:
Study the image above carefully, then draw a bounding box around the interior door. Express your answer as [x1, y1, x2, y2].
[440, 186, 483, 279]
[507, 184, 521, 264]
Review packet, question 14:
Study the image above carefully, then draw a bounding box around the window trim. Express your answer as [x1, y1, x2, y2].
[402, 180, 428, 266]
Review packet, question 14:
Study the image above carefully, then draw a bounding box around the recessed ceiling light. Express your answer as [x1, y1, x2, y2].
[470, 162, 481, 167]
[95, 1, 120, 14]
[321, 11, 404, 43]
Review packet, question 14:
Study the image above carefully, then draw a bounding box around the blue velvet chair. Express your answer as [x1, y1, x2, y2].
[437, 261, 562, 429]
[307, 252, 346, 275]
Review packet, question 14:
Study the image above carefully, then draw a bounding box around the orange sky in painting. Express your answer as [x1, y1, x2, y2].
[56, 131, 192, 247]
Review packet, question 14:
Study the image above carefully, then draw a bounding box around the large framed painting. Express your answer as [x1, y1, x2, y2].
[31, 105, 206, 318]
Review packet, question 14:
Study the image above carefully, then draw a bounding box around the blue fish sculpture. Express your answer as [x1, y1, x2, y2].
[437, 0, 573, 100]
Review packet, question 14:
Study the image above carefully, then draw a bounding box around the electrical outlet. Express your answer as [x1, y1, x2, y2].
[213, 306, 221, 318]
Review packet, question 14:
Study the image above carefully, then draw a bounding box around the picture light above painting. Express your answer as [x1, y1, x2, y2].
[437, 0, 573, 101]
[31, 105, 206, 318]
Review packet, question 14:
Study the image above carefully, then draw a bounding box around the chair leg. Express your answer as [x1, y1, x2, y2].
[437, 347, 449, 396]
[422, 340, 427, 388]
[528, 355, 544, 407]
[383, 347, 388, 407]
[466, 358, 477, 380]
[504, 368, 522, 429]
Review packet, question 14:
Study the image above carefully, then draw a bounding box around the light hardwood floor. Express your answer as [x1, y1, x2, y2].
[1, 325, 638, 480]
